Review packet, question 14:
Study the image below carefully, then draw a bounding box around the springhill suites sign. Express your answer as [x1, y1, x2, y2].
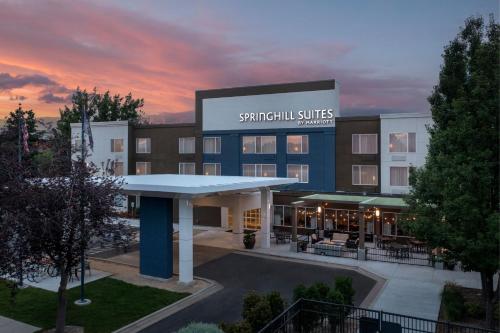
[239, 108, 335, 126]
[202, 89, 339, 131]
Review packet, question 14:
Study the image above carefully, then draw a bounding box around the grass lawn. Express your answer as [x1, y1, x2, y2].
[0, 277, 189, 333]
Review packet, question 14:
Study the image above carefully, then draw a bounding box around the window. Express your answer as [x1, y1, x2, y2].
[135, 162, 151, 175]
[352, 165, 378, 185]
[203, 163, 221, 176]
[242, 164, 276, 177]
[179, 162, 196, 175]
[113, 161, 124, 176]
[203, 137, 221, 154]
[136, 138, 151, 153]
[242, 136, 276, 154]
[389, 133, 416, 153]
[287, 164, 309, 183]
[179, 137, 195, 154]
[287, 135, 309, 154]
[352, 134, 377, 154]
[111, 139, 124, 153]
[243, 208, 261, 230]
[390, 166, 409, 186]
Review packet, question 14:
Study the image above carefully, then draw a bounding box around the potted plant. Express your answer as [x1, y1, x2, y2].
[243, 233, 256, 249]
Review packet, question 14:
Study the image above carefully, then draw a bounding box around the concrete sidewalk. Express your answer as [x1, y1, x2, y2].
[0, 316, 39, 333]
[250, 243, 483, 320]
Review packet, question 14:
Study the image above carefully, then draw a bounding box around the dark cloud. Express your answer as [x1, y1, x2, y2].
[0, 72, 73, 104]
[9, 95, 27, 101]
[0, 73, 57, 90]
[38, 92, 71, 104]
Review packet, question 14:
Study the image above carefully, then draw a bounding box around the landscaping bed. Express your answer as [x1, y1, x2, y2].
[438, 282, 498, 330]
[0, 277, 189, 333]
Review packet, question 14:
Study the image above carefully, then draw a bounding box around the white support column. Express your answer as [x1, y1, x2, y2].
[220, 207, 229, 229]
[178, 198, 193, 284]
[232, 196, 244, 234]
[260, 188, 272, 249]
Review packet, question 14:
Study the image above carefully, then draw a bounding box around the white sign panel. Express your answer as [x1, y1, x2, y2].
[202, 89, 339, 131]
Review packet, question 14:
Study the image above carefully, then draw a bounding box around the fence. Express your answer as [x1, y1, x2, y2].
[297, 241, 358, 260]
[259, 299, 496, 333]
[366, 246, 433, 267]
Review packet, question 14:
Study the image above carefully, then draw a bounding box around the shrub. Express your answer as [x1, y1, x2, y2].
[465, 301, 485, 319]
[266, 291, 285, 318]
[334, 277, 355, 306]
[219, 321, 252, 333]
[178, 322, 224, 333]
[239, 291, 285, 332]
[441, 283, 466, 321]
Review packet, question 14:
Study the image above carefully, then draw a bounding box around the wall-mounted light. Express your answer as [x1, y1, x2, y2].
[317, 206, 322, 213]
[375, 208, 380, 217]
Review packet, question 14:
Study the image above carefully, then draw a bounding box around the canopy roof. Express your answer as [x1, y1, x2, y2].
[120, 174, 297, 198]
[300, 194, 408, 209]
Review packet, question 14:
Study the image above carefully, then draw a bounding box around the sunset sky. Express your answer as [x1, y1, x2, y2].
[0, 0, 497, 121]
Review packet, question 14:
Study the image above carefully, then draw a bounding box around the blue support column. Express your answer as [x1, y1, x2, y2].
[139, 196, 173, 279]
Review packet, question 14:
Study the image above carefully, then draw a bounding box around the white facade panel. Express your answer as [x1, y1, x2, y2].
[380, 113, 433, 194]
[71, 121, 130, 176]
[202, 89, 340, 131]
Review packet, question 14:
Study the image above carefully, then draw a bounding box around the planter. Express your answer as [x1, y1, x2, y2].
[243, 233, 256, 249]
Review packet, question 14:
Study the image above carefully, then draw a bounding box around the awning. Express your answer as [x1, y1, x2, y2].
[300, 193, 408, 209]
[120, 174, 298, 198]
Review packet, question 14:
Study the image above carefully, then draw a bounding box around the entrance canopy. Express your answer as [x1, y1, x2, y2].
[120, 174, 297, 198]
[300, 193, 408, 209]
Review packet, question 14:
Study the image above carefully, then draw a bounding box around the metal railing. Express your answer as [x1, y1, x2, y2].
[366, 246, 433, 266]
[259, 299, 496, 333]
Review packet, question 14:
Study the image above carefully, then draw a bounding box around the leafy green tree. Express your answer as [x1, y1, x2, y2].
[57, 87, 145, 139]
[4, 104, 38, 141]
[404, 15, 499, 327]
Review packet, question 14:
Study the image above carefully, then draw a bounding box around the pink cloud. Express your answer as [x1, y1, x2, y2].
[0, 0, 430, 118]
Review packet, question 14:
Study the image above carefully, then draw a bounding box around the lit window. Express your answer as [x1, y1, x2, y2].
[136, 138, 151, 153]
[287, 135, 309, 154]
[179, 137, 195, 154]
[111, 139, 124, 153]
[390, 167, 409, 186]
[352, 165, 378, 185]
[242, 164, 276, 177]
[179, 162, 196, 175]
[389, 133, 416, 153]
[287, 164, 309, 183]
[242, 136, 276, 154]
[204, 137, 221, 154]
[136, 162, 151, 175]
[113, 161, 124, 176]
[203, 163, 221, 176]
[352, 134, 377, 154]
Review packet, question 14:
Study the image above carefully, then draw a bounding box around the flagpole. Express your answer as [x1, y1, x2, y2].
[76, 99, 91, 306]
[17, 103, 22, 164]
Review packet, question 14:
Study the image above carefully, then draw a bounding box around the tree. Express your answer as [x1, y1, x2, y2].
[4, 104, 38, 142]
[0, 143, 128, 332]
[404, 15, 499, 327]
[57, 88, 144, 140]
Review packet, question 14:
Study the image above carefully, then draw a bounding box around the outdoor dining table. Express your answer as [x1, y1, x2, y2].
[388, 242, 410, 259]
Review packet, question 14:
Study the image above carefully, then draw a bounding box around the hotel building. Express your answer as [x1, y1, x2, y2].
[71, 79, 432, 239]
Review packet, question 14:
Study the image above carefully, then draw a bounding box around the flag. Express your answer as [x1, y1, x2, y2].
[82, 105, 94, 151]
[21, 117, 29, 154]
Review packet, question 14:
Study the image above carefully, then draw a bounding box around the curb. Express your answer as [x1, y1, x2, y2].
[112, 279, 223, 333]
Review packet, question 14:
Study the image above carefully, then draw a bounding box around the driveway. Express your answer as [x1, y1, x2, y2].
[141, 248, 376, 333]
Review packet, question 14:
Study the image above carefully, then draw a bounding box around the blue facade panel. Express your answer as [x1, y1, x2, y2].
[203, 128, 335, 192]
[139, 196, 173, 279]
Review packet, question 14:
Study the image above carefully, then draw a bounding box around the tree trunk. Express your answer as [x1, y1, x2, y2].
[480, 271, 495, 329]
[55, 268, 69, 333]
